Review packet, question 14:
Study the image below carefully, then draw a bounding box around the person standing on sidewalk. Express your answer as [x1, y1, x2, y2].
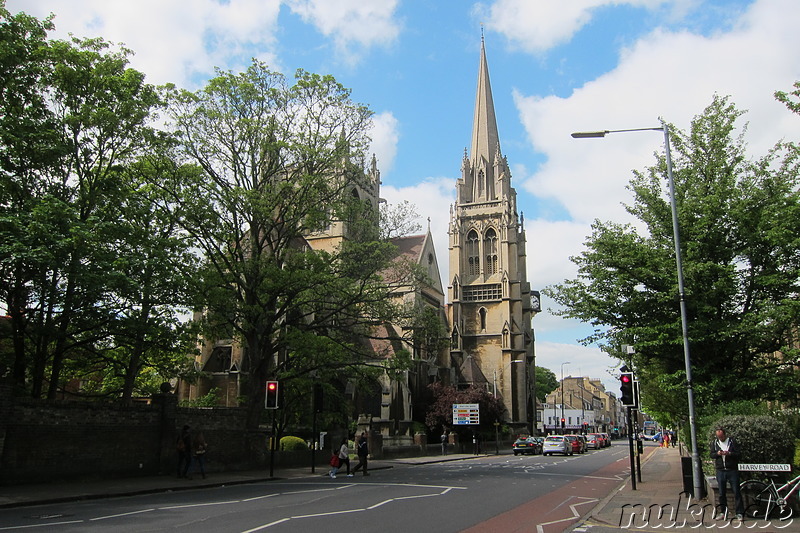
[710, 427, 745, 520]
[193, 431, 208, 479]
[176, 425, 192, 479]
[352, 432, 370, 476]
[441, 431, 448, 455]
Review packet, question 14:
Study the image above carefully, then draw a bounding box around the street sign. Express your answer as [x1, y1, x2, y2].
[739, 463, 791, 472]
[452, 403, 480, 425]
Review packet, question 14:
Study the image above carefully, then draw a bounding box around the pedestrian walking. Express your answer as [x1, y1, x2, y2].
[193, 431, 208, 479]
[176, 425, 192, 479]
[352, 432, 370, 476]
[441, 430, 448, 455]
[711, 427, 745, 520]
[329, 450, 341, 478]
[331, 438, 352, 477]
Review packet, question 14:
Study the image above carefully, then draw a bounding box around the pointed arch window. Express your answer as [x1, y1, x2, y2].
[466, 230, 480, 276]
[479, 307, 487, 331]
[484, 228, 498, 275]
[477, 170, 484, 197]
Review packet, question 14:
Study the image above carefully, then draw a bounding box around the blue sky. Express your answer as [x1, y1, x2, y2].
[10, 0, 799, 391]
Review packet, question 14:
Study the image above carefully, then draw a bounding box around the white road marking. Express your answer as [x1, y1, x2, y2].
[238, 484, 463, 531]
[159, 499, 241, 510]
[90, 508, 155, 521]
[535, 496, 599, 533]
[0, 520, 85, 530]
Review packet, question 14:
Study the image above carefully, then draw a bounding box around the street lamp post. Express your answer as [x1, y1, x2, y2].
[571, 120, 703, 498]
[560, 361, 570, 434]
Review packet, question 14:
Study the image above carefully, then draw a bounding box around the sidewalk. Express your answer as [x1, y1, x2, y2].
[0, 453, 487, 509]
[571, 446, 800, 532]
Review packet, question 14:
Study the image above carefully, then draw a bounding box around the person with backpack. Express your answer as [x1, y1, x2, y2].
[176, 425, 192, 479]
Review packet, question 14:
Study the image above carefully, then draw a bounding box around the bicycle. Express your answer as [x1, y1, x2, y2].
[740, 472, 800, 519]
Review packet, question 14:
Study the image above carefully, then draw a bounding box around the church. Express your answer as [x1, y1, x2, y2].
[182, 38, 537, 438]
[447, 37, 537, 431]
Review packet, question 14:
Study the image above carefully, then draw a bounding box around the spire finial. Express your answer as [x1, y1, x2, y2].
[481, 23, 484, 44]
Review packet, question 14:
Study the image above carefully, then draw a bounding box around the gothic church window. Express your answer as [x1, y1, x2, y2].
[484, 228, 498, 275]
[466, 230, 480, 275]
[479, 307, 487, 331]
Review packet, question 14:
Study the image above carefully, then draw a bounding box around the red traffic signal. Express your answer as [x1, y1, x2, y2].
[265, 380, 279, 409]
[620, 372, 635, 406]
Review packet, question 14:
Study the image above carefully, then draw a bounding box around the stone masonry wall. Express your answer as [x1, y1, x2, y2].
[0, 390, 266, 485]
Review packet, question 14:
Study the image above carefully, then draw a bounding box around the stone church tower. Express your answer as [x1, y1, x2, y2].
[448, 39, 535, 428]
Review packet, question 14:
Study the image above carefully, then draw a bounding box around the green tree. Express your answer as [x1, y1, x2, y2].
[534, 366, 558, 403]
[545, 95, 800, 420]
[164, 61, 415, 428]
[0, 6, 193, 400]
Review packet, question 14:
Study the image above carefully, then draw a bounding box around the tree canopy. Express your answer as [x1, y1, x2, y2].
[0, 5, 195, 402]
[162, 61, 418, 428]
[545, 93, 800, 422]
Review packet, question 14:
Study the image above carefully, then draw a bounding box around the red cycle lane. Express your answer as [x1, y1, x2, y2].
[462, 447, 656, 533]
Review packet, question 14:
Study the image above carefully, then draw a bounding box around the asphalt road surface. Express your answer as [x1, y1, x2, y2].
[0, 443, 633, 532]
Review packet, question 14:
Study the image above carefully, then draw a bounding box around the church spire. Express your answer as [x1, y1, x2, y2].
[470, 37, 500, 170]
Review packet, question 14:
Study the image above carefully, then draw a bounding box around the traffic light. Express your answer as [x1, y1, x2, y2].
[265, 380, 279, 409]
[313, 383, 323, 413]
[620, 372, 635, 406]
[560, 417, 565, 429]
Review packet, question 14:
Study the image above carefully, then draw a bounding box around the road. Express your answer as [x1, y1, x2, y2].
[0, 443, 632, 532]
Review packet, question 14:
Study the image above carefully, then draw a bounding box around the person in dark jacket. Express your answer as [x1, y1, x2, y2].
[176, 425, 192, 479]
[352, 432, 370, 476]
[710, 427, 744, 520]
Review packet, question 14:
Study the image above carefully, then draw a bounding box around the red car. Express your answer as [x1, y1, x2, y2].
[564, 435, 583, 454]
[586, 433, 602, 450]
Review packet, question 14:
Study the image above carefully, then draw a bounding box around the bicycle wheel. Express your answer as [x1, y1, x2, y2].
[740, 480, 773, 519]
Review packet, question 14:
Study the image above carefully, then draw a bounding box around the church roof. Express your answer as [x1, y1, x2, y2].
[470, 37, 501, 168]
[390, 234, 426, 261]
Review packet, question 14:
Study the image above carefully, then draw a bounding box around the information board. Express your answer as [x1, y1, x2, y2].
[452, 403, 480, 425]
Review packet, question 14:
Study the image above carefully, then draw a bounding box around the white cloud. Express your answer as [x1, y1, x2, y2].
[8, 0, 283, 89]
[369, 111, 400, 175]
[517, 0, 800, 229]
[475, 0, 665, 54]
[286, 0, 401, 64]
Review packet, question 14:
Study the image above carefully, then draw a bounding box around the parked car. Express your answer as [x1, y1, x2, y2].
[585, 433, 602, 450]
[512, 436, 543, 455]
[542, 435, 572, 456]
[564, 435, 585, 454]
